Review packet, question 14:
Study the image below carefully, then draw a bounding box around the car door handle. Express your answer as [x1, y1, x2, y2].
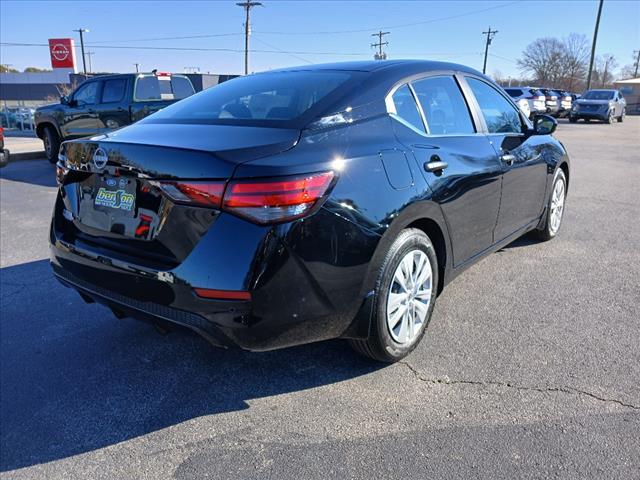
[424, 155, 448, 173]
[500, 153, 516, 165]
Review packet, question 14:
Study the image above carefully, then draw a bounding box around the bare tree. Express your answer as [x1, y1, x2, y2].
[518, 37, 566, 86]
[518, 34, 591, 91]
[561, 33, 589, 91]
[592, 54, 618, 88]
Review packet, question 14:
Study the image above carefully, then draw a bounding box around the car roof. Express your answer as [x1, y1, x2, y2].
[264, 59, 483, 76]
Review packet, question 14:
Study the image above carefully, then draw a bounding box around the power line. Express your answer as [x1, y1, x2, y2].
[371, 31, 390, 60]
[482, 27, 498, 74]
[89, 33, 244, 44]
[254, 1, 521, 35]
[251, 36, 314, 64]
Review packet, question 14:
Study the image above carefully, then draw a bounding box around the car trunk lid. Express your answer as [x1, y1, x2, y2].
[57, 124, 299, 266]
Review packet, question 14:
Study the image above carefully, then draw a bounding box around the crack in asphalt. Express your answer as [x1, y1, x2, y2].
[398, 361, 640, 411]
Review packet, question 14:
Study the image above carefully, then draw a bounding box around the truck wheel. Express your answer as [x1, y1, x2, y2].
[104, 118, 121, 129]
[43, 126, 60, 163]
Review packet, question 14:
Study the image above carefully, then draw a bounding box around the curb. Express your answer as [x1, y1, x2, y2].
[9, 151, 46, 162]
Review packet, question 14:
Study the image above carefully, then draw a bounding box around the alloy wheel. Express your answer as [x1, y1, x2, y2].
[549, 177, 566, 234]
[386, 249, 433, 345]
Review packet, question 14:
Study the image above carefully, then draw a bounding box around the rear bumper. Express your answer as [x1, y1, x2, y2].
[50, 203, 378, 351]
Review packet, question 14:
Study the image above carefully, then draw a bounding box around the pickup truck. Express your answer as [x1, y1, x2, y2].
[35, 72, 195, 162]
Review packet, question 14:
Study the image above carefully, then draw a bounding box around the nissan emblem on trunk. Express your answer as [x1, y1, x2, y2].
[93, 148, 108, 169]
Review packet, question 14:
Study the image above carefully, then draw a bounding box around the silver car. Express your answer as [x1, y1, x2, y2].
[504, 87, 547, 118]
[569, 89, 626, 124]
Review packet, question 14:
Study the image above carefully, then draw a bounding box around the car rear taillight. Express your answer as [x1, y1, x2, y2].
[158, 171, 335, 224]
[223, 171, 335, 224]
[0, 127, 4, 141]
[159, 181, 225, 208]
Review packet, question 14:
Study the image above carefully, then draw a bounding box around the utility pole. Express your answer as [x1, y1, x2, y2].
[134, 63, 140, 73]
[482, 27, 498, 74]
[73, 28, 89, 75]
[371, 30, 390, 60]
[633, 50, 640, 77]
[236, 1, 262, 75]
[86, 51, 94, 73]
[586, 0, 604, 90]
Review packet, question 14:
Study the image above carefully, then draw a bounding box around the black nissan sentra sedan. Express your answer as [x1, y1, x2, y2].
[51, 60, 569, 362]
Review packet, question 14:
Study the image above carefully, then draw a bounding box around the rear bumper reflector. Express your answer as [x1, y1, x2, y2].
[193, 288, 252, 301]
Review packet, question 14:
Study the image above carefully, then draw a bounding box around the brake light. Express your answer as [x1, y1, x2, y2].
[159, 181, 225, 208]
[224, 171, 335, 224]
[154, 71, 171, 76]
[158, 171, 335, 224]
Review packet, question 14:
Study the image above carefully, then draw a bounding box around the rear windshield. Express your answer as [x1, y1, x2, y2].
[582, 90, 615, 100]
[505, 88, 522, 98]
[143, 70, 354, 127]
[134, 74, 195, 102]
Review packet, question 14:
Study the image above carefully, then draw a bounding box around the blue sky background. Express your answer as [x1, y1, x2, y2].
[1, 0, 639, 77]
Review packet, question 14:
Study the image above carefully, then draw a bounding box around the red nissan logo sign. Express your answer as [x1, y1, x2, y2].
[48, 38, 76, 69]
[51, 44, 70, 61]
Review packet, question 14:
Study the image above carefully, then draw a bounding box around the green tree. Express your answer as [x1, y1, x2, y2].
[24, 67, 52, 73]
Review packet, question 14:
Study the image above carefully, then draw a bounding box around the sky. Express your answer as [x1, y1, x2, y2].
[1, 0, 639, 77]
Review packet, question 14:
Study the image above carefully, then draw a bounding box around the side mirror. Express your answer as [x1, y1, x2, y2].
[533, 114, 557, 135]
[60, 95, 69, 105]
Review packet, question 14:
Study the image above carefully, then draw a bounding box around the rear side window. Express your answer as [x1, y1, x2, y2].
[391, 84, 425, 132]
[134, 75, 195, 101]
[101, 79, 126, 103]
[148, 71, 352, 124]
[505, 88, 523, 98]
[412, 76, 475, 135]
[467, 77, 522, 134]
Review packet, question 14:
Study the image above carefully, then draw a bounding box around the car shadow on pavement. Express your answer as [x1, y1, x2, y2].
[0, 259, 381, 472]
[497, 233, 540, 252]
[0, 160, 57, 188]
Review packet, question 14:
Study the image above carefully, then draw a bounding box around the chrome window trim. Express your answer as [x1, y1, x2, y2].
[385, 71, 483, 138]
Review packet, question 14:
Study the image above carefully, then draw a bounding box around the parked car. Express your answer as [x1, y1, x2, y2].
[0, 127, 9, 168]
[52, 60, 569, 362]
[35, 71, 195, 163]
[537, 88, 560, 116]
[569, 89, 626, 123]
[504, 87, 546, 117]
[515, 98, 531, 118]
[551, 90, 572, 118]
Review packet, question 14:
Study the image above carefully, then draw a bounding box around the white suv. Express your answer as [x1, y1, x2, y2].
[504, 87, 547, 118]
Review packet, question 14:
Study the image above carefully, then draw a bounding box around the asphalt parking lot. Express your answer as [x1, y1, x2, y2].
[1, 117, 639, 479]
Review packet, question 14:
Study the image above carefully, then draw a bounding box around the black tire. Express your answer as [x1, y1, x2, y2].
[349, 228, 438, 363]
[43, 125, 60, 163]
[618, 108, 625, 122]
[604, 110, 614, 124]
[569, 116, 577, 123]
[534, 169, 567, 241]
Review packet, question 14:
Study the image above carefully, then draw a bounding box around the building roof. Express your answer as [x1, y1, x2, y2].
[614, 78, 640, 84]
